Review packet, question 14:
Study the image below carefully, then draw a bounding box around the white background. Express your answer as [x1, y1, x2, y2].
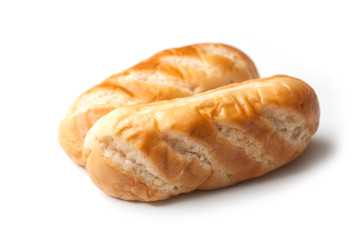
[1, 1, 360, 239]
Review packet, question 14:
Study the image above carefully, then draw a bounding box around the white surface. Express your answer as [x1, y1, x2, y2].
[0, 1, 360, 239]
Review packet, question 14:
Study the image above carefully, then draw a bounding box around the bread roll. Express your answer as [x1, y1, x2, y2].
[59, 43, 259, 165]
[83, 75, 320, 201]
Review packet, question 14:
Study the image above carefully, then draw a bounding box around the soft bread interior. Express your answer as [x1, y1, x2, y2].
[262, 105, 312, 147]
[160, 56, 207, 71]
[115, 71, 195, 94]
[215, 121, 274, 166]
[200, 44, 247, 68]
[162, 131, 212, 172]
[67, 87, 134, 118]
[100, 136, 178, 193]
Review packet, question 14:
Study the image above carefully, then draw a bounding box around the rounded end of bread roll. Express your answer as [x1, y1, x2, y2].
[58, 119, 83, 165]
[83, 111, 176, 201]
[84, 140, 174, 202]
[58, 107, 114, 166]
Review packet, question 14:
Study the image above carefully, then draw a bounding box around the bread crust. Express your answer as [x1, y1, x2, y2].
[59, 43, 259, 165]
[83, 75, 320, 201]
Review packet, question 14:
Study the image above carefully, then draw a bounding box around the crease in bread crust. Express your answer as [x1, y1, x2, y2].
[214, 105, 312, 170]
[100, 135, 178, 193]
[162, 131, 212, 171]
[162, 131, 214, 189]
[215, 121, 275, 167]
[200, 45, 248, 68]
[66, 86, 135, 119]
[160, 56, 208, 71]
[113, 71, 197, 93]
[262, 105, 312, 147]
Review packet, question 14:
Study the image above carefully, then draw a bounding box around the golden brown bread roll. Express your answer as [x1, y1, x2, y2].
[83, 75, 320, 201]
[59, 43, 259, 165]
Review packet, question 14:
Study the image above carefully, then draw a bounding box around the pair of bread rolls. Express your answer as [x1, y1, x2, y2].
[59, 43, 320, 201]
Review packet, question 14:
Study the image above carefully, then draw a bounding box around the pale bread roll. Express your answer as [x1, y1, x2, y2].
[83, 75, 320, 201]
